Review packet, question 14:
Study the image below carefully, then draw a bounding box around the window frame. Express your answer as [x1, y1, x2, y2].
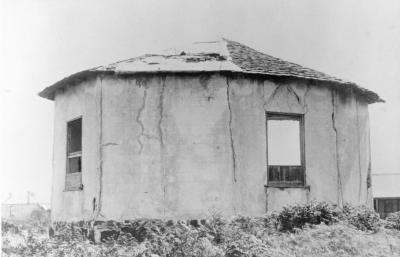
[266, 112, 306, 187]
[65, 116, 83, 191]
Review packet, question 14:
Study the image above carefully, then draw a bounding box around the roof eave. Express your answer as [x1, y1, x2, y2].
[38, 70, 104, 100]
[38, 69, 384, 104]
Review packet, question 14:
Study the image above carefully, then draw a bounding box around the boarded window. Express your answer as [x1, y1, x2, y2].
[267, 113, 305, 186]
[66, 118, 82, 190]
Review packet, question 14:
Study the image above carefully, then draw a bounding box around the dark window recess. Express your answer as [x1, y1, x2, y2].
[374, 198, 400, 218]
[268, 166, 304, 186]
[67, 118, 82, 154]
[267, 113, 305, 187]
[66, 118, 82, 190]
[67, 156, 81, 174]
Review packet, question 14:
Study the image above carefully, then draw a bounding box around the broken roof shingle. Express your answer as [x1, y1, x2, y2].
[226, 39, 346, 83]
[38, 39, 383, 103]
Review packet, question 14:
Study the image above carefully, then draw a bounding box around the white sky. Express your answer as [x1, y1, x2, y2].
[1, 0, 399, 204]
[268, 120, 301, 166]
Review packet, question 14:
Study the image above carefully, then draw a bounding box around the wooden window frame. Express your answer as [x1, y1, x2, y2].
[266, 112, 306, 187]
[65, 116, 83, 191]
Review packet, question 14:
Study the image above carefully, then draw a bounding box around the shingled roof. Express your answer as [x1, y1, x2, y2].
[38, 39, 383, 103]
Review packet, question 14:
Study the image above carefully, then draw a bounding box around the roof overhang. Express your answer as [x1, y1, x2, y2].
[38, 69, 384, 104]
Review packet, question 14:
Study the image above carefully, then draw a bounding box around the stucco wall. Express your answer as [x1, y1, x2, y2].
[51, 74, 371, 221]
[52, 79, 100, 221]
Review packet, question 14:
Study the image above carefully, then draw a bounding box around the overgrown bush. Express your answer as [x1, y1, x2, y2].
[3, 202, 400, 257]
[2, 221, 20, 235]
[385, 211, 400, 230]
[201, 211, 227, 244]
[30, 209, 50, 225]
[276, 201, 341, 232]
[342, 204, 382, 232]
[230, 216, 267, 235]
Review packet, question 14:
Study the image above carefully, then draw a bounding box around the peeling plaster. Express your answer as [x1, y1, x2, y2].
[226, 78, 237, 183]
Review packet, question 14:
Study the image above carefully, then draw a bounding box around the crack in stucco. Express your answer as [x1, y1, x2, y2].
[262, 82, 267, 111]
[302, 84, 311, 113]
[287, 86, 300, 103]
[136, 86, 148, 154]
[331, 89, 343, 207]
[226, 77, 237, 183]
[97, 76, 104, 219]
[355, 96, 362, 203]
[262, 81, 269, 212]
[102, 142, 118, 147]
[264, 84, 281, 109]
[366, 115, 372, 204]
[158, 77, 166, 217]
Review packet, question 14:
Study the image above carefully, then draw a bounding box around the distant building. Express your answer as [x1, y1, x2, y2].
[1, 203, 49, 221]
[39, 39, 382, 222]
[373, 173, 400, 218]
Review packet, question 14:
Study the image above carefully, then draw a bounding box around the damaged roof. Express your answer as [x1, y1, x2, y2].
[38, 38, 383, 103]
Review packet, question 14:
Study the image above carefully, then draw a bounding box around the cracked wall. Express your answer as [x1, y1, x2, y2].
[51, 78, 100, 221]
[51, 74, 372, 221]
[334, 89, 371, 206]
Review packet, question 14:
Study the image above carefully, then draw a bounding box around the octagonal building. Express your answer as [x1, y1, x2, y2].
[39, 39, 383, 222]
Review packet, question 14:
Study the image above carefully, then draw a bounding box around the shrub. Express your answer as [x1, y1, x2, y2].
[225, 234, 270, 257]
[342, 204, 382, 232]
[1, 221, 20, 235]
[202, 211, 227, 244]
[3, 215, 400, 257]
[30, 209, 50, 225]
[264, 213, 279, 230]
[385, 211, 400, 230]
[121, 219, 165, 242]
[230, 215, 267, 236]
[276, 201, 341, 232]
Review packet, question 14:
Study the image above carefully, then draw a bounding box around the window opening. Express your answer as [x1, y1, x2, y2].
[267, 113, 305, 186]
[65, 117, 82, 190]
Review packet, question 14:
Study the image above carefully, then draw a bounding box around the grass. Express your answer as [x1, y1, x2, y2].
[2, 203, 400, 256]
[2, 217, 400, 257]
